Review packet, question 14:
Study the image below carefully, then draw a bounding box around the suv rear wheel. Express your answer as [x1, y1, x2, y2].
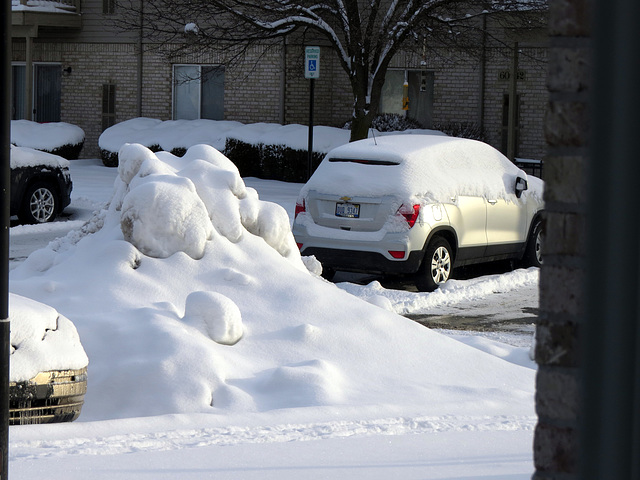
[20, 182, 58, 224]
[416, 237, 452, 292]
[522, 220, 543, 268]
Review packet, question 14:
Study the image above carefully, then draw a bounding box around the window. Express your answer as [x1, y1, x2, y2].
[11, 63, 61, 122]
[11, 65, 26, 119]
[379, 69, 434, 127]
[102, 84, 116, 131]
[103, 0, 116, 15]
[173, 65, 224, 120]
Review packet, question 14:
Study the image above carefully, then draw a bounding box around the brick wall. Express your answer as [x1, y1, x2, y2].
[284, 45, 353, 128]
[283, 43, 548, 161]
[533, 0, 590, 478]
[12, 32, 547, 160]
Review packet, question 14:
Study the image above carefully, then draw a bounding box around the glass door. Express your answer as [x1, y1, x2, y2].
[34, 64, 62, 122]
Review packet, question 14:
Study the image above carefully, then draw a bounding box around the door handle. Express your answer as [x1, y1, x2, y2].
[487, 199, 498, 205]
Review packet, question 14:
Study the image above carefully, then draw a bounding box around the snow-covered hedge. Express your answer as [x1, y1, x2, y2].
[99, 119, 350, 176]
[226, 139, 325, 182]
[99, 118, 443, 181]
[11, 120, 85, 160]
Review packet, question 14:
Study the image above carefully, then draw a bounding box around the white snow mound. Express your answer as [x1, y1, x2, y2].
[183, 291, 244, 345]
[9, 143, 535, 422]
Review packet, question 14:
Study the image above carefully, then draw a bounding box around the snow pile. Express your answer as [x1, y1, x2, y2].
[183, 291, 243, 345]
[114, 143, 298, 260]
[10, 144, 70, 170]
[9, 293, 88, 382]
[302, 134, 544, 204]
[9, 143, 535, 423]
[11, 120, 85, 151]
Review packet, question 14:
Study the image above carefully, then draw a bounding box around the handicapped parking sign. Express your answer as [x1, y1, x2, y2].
[305, 46, 320, 79]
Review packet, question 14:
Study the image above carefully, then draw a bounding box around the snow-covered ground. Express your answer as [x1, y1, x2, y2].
[8, 146, 539, 479]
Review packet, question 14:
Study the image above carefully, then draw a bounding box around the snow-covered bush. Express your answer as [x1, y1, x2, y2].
[432, 122, 486, 142]
[11, 120, 85, 160]
[343, 113, 426, 132]
[99, 118, 442, 181]
[260, 144, 324, 182]
[222, 139, 324, 181]
[223, 138, 262, 177]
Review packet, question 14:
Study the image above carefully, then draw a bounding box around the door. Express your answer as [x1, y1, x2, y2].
[485, 196, 528, 255]
[379, 69, 434, 127]
[444, 196, 488, 262]
[34, 64, 62, 122]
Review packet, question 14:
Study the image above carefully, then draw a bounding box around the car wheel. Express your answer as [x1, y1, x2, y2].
[20, 182, 58, 224]
[523, 221, 543, 267]
[321, 266, 336, 281]
[416, 237, 453, 292]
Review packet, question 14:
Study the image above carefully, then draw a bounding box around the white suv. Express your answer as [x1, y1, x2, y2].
[292, 135, 544, 291]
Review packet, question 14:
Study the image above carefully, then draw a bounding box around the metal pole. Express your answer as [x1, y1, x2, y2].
[1, 0, 12, 476]
[137, 0, 143, 117]
[507, 42, 518, 161]
[307, 78, 314, 180]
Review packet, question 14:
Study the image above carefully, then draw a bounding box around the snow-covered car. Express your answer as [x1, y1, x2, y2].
[293, 135, 544, 291]
[10, 145, 73, 224]
[9, 293, 88, 425]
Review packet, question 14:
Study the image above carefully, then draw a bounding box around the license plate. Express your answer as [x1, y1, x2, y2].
[335, 202, 360, 218]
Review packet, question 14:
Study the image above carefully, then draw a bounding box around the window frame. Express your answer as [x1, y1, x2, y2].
[172, 64, 225, 121]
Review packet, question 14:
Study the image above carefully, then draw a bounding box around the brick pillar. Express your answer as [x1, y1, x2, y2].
[533, 0, 591, 478]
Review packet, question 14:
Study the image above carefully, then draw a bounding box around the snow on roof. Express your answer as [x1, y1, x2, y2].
[302, 134, 538, 203]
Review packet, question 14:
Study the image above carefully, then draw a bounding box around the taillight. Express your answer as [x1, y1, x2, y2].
[294, 199, 306, 219]
[399, 204, 420, 228]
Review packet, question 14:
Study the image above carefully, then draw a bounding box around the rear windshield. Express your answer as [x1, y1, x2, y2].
[328, 157, 400, 166]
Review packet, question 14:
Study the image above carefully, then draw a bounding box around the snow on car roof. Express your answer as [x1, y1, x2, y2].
[9, 293, 88, 382]
[301, 135, 531, 203]
[10, 145, 70, 170]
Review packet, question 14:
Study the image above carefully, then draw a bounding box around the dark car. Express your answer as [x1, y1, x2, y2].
[10, 146, 73, 224]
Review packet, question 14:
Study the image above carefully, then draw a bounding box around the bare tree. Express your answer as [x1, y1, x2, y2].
[117, 0, 546, 141]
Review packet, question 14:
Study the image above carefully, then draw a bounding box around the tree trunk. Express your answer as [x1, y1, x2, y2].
[348, 62, 387, 142]
[349, 114, 372, 142]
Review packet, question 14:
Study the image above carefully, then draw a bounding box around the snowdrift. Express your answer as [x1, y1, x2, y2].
[10, 144, 535, 422]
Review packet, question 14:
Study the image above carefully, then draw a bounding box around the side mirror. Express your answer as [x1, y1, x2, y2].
[515, 177, 528, 198]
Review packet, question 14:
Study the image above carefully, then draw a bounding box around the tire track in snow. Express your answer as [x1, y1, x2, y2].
[10, 415, 536, 460]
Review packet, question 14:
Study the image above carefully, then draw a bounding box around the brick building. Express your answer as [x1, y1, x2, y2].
[11, 1, 548, 161]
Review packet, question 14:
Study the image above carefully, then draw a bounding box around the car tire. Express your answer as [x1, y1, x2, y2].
[416, 237, 453, 292]
[522, 220, 543, 268]
[19, 182, 58, 224]
[321, 266, 336, 281]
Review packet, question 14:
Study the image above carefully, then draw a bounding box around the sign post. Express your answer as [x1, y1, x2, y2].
[305, 46, 320, 180]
